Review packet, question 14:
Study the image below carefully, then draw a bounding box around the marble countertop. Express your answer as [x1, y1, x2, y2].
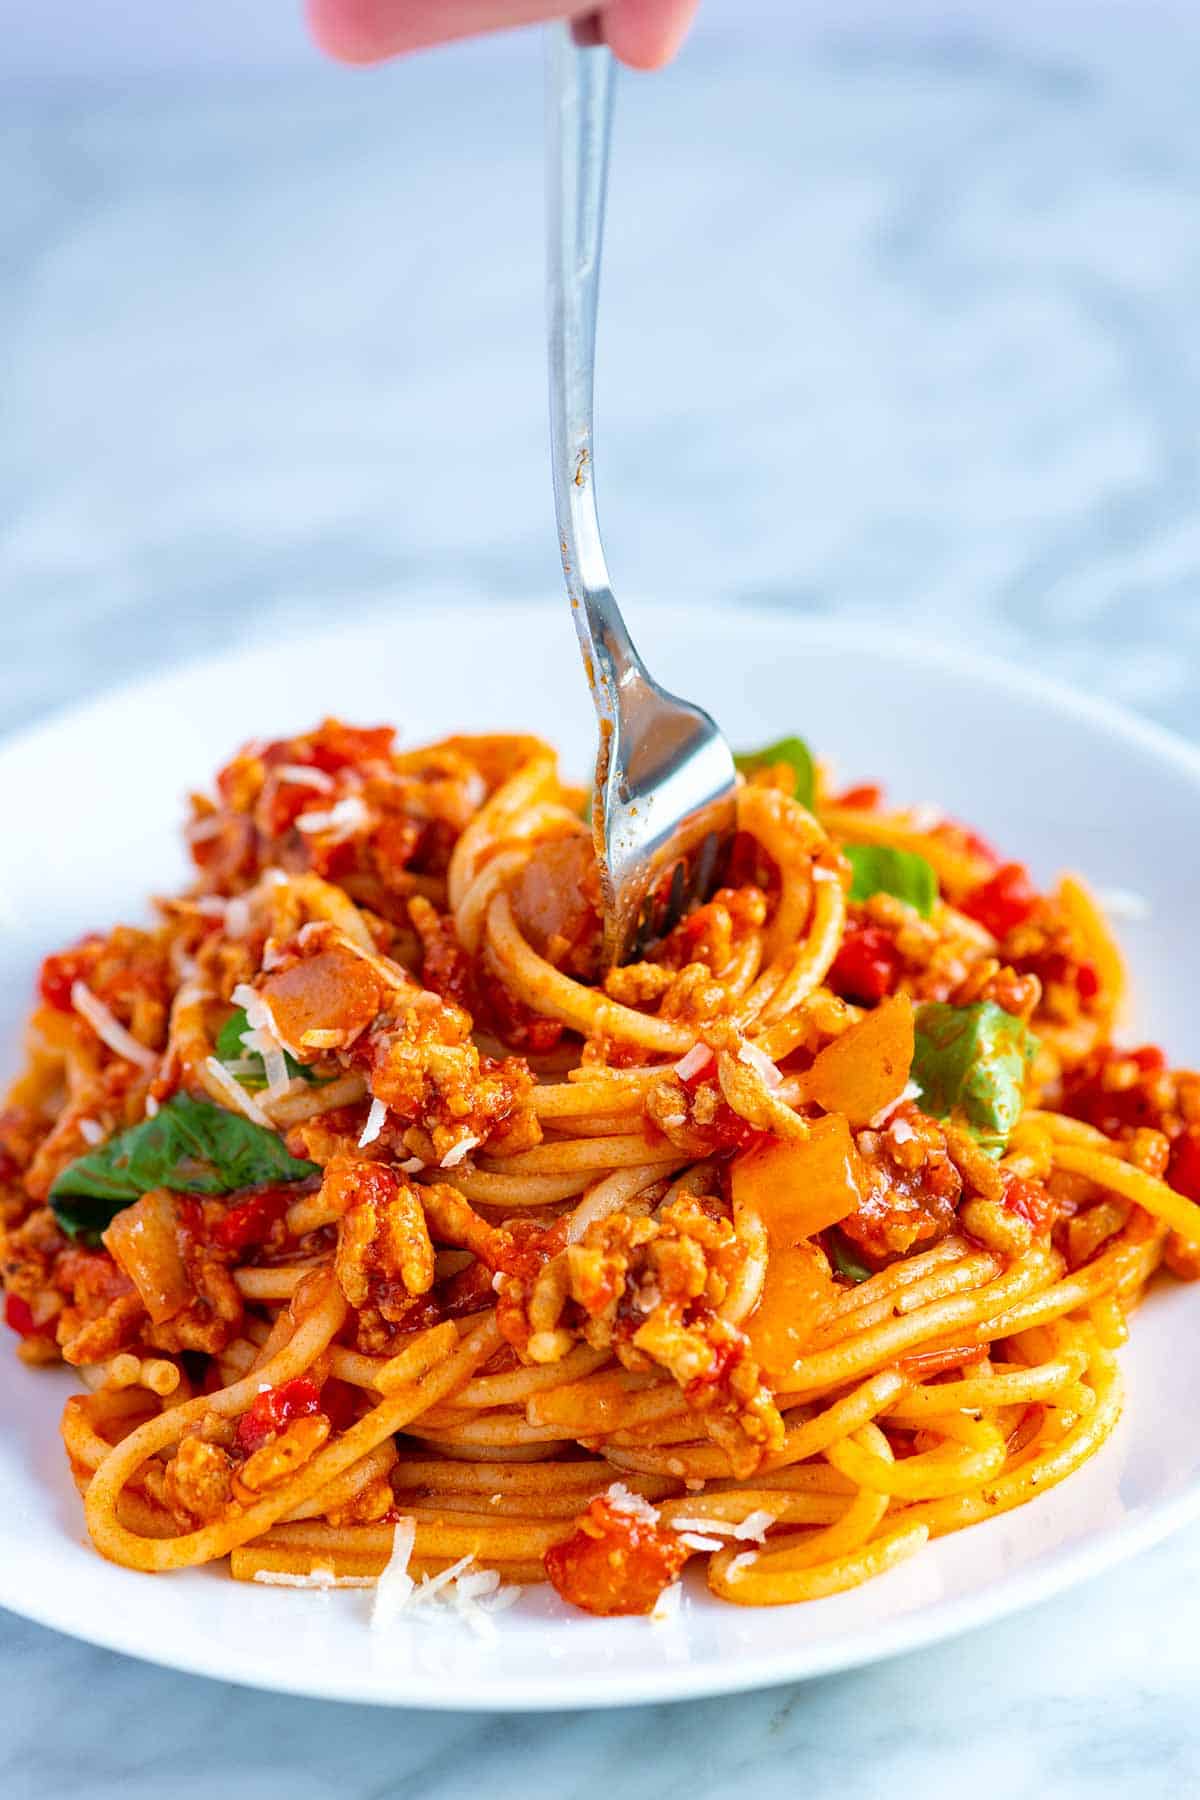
[4, 13, 1200, 1795]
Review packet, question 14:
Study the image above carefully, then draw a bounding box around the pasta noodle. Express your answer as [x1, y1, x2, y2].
[2, 714, 1197, 1620]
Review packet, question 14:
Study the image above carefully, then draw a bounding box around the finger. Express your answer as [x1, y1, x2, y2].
[598, 0, 699, 70]
[308, 0, 596, 64]
[307, 0, 697, 69]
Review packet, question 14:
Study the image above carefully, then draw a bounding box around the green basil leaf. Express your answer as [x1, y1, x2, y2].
[215, 1008, 317, 1089]
[829, 1232, 873, 1284]
[734, 736, 816, 810]
[911, 1001, 1038, 1155]
[845, 843, 938, 918]
[50, 1092, 318, 1239]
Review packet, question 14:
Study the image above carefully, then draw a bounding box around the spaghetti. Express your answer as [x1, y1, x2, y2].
[2, 716, 1198, 1618]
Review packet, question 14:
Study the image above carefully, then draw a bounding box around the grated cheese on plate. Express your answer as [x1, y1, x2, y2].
[371, 1519, 518, 1638]
[650, 1581, 683, 1623]
[253, 1565, 373, 1590]
[77, 1117, 105, 1147]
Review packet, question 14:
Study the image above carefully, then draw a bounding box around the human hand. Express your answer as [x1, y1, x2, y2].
[308, 0, 700, 71]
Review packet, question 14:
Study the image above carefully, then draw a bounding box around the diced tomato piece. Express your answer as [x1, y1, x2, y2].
[306, 722, 395, 774]
[958, 826, 1001, 868]
[212, 1187, 293, 1254]
[409, 817, 459, 878]
[1075, 962, 1100, 1001]
[236, 1375, 322, 1454]
[544, 1495, 689, 1616]
[1169, 1128, 1200, 1205]
[828, 924, 901, 1005]
[1061, 1045, 1168, 1138]
[261, 775, 324, 839]
[4, 1293, 38, 1338]
[475, 968, 565, 1055]
[38, 936, 104, 1011]
[834, 783, 882, 810]
[1026, 950, 1100, 1003]
[961, 862, 1039, 939]
[319, 1377, 359, 1435]
[1001, 1172, 1055, 1232]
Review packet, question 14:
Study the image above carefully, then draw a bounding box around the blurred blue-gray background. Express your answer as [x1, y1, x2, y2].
[5, 6, 1200, 1796]
[4, 0, 1200, 742]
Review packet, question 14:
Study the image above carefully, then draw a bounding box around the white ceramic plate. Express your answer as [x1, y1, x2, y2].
[3, 601, 1200, 1710]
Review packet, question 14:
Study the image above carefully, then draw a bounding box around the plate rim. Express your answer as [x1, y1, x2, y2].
[3, 597, 1200, 1710]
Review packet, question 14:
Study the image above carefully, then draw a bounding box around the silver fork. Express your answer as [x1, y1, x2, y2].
[545, 23, 739, 971]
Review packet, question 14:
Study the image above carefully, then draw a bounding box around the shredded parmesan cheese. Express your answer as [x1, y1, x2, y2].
[673, 1044, 714, 1083]
[605, 1481, 661, 1525]
[371, 1517, 417, 1629]
[274, 763, 334, 793]
[677, 1532, 725, 1553]
[77, 1117, 105, 1147]
[906, 804, 944, 834]
[359, 1097, 388, 1148]
[399, 1155, 426, 1174]
[370, 1521, 517, 1637]
[253, 1566, 373, 1590]
[869, 1079, 920, 1130]
[225, 896, 252, 940]
[295, 795, 370, 839]
[439, 1134, 480, 1169]
[733, 1509, 776, 1543]
[70, 982, 158, 1072]
[204, 1056, 274, 1128]
[650, 1581, 682, 1623]
[738, 1040, 783, 1090]
[724, 1551, 757, 1580]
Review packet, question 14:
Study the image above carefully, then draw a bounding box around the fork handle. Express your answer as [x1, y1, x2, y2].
[545, 22, 648, 731]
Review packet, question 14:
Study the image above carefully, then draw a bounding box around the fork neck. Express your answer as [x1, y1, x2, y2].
[545, 23, 648, 727]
